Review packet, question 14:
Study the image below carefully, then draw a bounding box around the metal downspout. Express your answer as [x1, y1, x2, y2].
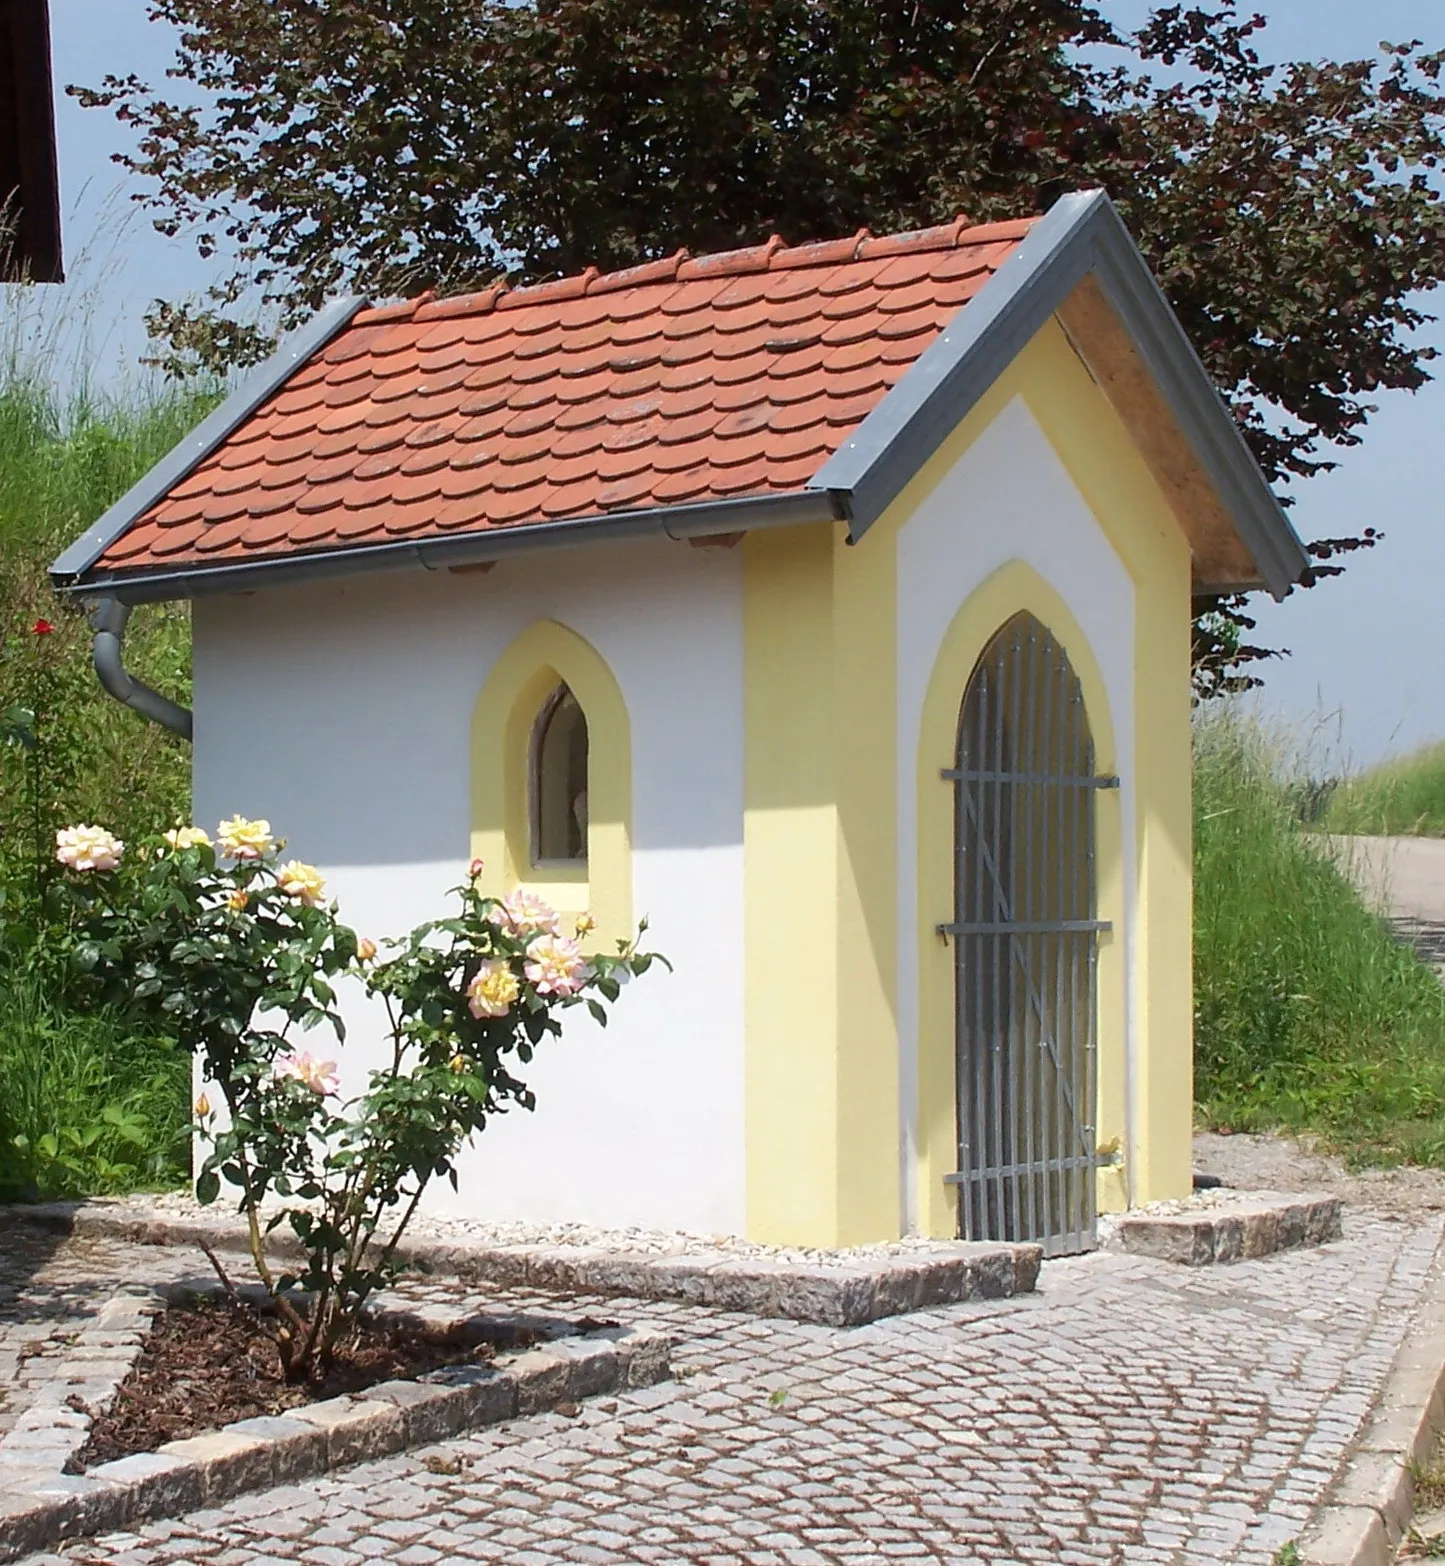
[88, 597, 193, 741]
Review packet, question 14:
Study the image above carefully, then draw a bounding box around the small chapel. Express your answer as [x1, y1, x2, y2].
[54, 190, 1307, 1253]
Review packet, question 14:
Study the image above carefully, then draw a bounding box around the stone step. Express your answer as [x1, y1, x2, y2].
[1105, 1191, 1342, 1265]
[8, 1202, 1041, 1327]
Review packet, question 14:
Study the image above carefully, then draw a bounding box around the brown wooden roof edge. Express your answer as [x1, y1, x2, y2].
[0, 0, 62, 283]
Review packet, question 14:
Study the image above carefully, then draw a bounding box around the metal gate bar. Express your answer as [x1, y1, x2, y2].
[942, 614, 1110, 1259]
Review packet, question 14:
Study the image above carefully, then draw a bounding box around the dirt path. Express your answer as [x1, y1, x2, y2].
[1332, 832, 1445, 971]
[1195, 1129, 1445, 1215]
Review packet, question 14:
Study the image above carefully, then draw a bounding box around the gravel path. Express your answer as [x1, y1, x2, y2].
[71, 1189, 998, 1270]
[1194, 1130, 1445, 1217]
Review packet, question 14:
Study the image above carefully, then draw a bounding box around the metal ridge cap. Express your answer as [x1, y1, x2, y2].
[49, 296, 372, 586]
[810, 189, 1109, 529]
[812, 188, 1308, 599]
[62, 488, 846, 605]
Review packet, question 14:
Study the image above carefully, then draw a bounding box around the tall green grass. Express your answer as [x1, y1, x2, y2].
[1194, 707, 1445, 1164]
[0, 979, 189, 1200]
[1321, 741, 1445, 839]
[0, 374, 215, 842]
[0, 361, 218, 1199]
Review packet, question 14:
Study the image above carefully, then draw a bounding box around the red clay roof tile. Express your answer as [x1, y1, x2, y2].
[589, 253, 687, 295]
[771, 232, 868, 272]
[97, 214, 1037, 576]
[499, 270, 597, 308]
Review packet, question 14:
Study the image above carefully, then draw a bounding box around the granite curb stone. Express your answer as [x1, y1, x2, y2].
[6, 1202, 1042, 1324]
[0, 1326, 668, 1563]
[0, 1287, 163, 1487]
[1107, 1192, 1342, 1265]
[1297, 1253, 1445, 1565]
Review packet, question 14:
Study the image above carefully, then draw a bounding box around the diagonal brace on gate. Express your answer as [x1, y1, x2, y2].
[938, 784, 1113, 1156]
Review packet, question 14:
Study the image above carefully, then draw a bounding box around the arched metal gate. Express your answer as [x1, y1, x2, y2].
[940, 613, 1116, 1257]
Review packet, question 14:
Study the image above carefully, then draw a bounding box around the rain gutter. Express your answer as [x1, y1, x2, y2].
[59, 487, 848, 608]
[50, 298, 374, 742]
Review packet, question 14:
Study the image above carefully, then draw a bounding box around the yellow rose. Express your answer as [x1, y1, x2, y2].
[227, 888, 250, 911]
[357, 937, 378, 963]
[275, 860, 327, 908]
[467, 959, 521, 1019]
[163, 826, 212, 851]
[216, 816, 276, 860]
[575, 911, 597, 936]
[449, 1054, 468, 1074]
[194, 1092, 211, 1118]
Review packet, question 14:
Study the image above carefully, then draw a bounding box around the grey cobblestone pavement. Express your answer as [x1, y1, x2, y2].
[0, 1232, 192, 1443]
[2, 1207, 1441, 1565]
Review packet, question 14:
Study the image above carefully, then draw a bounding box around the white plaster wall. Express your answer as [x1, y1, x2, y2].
[895, 395, 1139, 1233]
[192, 535, 748, 1234]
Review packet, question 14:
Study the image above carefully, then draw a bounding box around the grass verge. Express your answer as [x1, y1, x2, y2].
[0, 366, 217, 1199]
[0, 976, 189, 1200]
[1322, 741, 1445, 838]
[1194, 707, 1445, 1166]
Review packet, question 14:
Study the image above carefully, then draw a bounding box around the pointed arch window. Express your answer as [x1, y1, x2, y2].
[531, 683, 589, 865]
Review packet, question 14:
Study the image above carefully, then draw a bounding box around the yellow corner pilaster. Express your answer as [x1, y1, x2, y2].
[742, 519, 901, 1247]
[743, 525, 841, 1244]
[832, 518, 901, 1244]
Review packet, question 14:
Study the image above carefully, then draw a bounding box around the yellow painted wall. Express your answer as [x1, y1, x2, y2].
[1017, 326, 1194, 1209]
[742, 316, 1194, 1244]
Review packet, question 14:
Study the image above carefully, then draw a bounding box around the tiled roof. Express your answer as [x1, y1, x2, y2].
[96, 216, 1037, 576]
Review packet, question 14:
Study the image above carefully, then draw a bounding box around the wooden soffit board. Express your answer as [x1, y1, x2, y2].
[1056, 274, 1260, 596]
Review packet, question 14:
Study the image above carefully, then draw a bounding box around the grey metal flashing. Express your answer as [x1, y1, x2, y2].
[49, 296, 370, 588]
[811, 190, 1310, 600]
[62, 488, 846, 606]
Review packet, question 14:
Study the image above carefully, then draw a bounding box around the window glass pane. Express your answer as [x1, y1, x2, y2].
[533, 684, 588, 863]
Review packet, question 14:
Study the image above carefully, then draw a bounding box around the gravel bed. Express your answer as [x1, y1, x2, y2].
[62, 1190, 984, 1268]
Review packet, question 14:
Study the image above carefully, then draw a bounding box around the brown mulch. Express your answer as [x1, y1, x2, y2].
[69, 1295, 610, 1470]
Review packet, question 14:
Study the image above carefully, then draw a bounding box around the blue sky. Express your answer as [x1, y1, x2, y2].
[20, 1, 1445, 769]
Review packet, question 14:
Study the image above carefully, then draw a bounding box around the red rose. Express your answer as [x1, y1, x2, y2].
[32, 619, 54, 636]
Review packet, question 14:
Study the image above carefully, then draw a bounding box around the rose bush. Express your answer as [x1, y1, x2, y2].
[53, 820, 660, 1379]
